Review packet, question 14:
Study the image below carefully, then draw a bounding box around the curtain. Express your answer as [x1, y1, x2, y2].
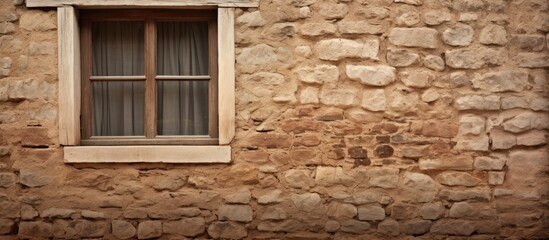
[92, 22, 145, 136]
[91, 21, 209, 136]
[157, 22, 209, 136]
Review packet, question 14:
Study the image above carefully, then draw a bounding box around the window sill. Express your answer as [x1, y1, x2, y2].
[64, 145, 231, 163]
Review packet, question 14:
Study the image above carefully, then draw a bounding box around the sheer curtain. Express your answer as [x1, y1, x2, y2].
[92, 22, 145, 136]
[91, 21, 209, 136]
[157, 22, 209, 136]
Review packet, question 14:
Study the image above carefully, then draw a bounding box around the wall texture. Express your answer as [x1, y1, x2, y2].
[0, 0, 548, 239]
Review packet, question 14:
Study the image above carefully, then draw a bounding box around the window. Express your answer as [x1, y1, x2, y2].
[79, 10, 219, 146]
[32, 1, 252, 163]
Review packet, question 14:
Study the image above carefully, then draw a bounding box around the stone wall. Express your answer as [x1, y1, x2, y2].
[0, 0, 548, 238]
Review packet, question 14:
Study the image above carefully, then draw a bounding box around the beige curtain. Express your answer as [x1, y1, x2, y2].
[91, 21, 209, 136]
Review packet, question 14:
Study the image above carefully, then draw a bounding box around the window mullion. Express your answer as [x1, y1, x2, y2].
[144, 20, 157, 138]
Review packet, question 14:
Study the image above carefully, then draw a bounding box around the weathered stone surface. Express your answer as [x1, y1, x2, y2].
[445, 47, 503, 69]
[5, 79, 55, 101]
[319, 88, 359, 107]
[340, 220, 370, 234]
[357, 204, 385, 221]
[419, 157, 473, 171]
[112, 220, 136, 239]
[388, 89, 419, 113]
[377, 219, 399, 236]
[315, 166, 354, 186]
[18, 221, 53, 238]
[248, 133, 291, 148]
[299, 87, 319, 104]
[396, 12, 420, 26]
[163, 218, 205, 237]
[437, 172, 481, 186]
[474, 156, 505, 171]
[511, 34, 545, 51]
[319, 3, 348, 20]
[346, 65, 395, 86]
[394, 0, 423, 6]
[260, 207, 287, 220]
[237, 11, 265, 27]
[479, 24, 508, 45]
[257, 190, 282, 204]
[507, 150, 547, 187]
[29, 41, 55, 56]
[419, 202, 444, 220]
[300, 22, 336, 36]
[0, 219, 15, 235]
[237, 44, 278, 65]
[488, 171, 505, 185]
[217, 205, 253, 222]
[501, 96, 528, 110]
[242, 72, 284, 85]
[439, 188, 491, 201]
[41, 208, 77, 219]
[361, 89, 386, 112]
[386, 48, 419, 67]
[0, 173, 16, 188]
[423, 55, 445, 71]
[399, 219, 432, 235]
[391, 203, 417, 220]
[459, 116, 485, 135]
[296, 65, 339, 84]
[19, 169, 52, 188]
[224, 188, 251, 204]
[257, 219, 303, 232]
[137, 221, 162, 239]
[400, 69, 434, 88]
[21, 205, 39, 220]
[502, 112, 549, 133]
[424, 10, 452, 25]
[284, 169, 311, 189]
[266, 23, 297, 39]
[430, 219, 475, 236]
[388, 28, 439, 49]
[443, 24, 474, 46]
[517, 130, 547, 146]
[516, 53, 549, 68]
[81, 210, 105, 219]
[19, 12, 56, 31]
[326, 202, 358, 219]
[455, 95, 500, 110]
[291, 193, 321, 212]
[471, 70, 529, 92]
[337, 21, 384, 34]
[324, 220, 340, 233]
[208, 221, 247, 239]
[455, 136, 490, 151]
[349, 191, 391, 205]
[400, 172, 438, 203]
[315, 38, 379, 61]
[361, 167, 399, 188]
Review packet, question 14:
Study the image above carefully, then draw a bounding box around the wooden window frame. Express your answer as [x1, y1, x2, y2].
[79, 9, 219, 146]
[54, 6, 236, 163]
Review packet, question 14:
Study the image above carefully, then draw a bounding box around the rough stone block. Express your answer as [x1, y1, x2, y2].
[162, 218, 205, 237]
[137, 221, 162, 239]
[315, 38, 379, 61]
[471, 70, 529, 92]
[357, 204, 385, 221]
[207, 221, 247, 239]
[388, 27, 439, 49]
[516, 53, 549, 68]
[295, 65, 339, 84]
[446, 47, 503, 69]
[443, 24, 474, 46]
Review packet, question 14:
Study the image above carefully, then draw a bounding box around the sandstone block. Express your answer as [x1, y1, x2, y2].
[396, 12, 420, 26]
[472, 70, 529, 92]
[66, 220, 108, 238]
[399, 219, 432, 235]
[326, 202, 358, 219]
[19, 169, 52, 188]
[488, 171, 505, 185]
[299, 7, 311, 18]
[388, 90, 419, 113]
[319, 3, 348, 20]
[502, 96, 528, 110]
[236, 11, 265, 27]
[479, 24, 508, 45]
[400, 172, 438, 203]
[436, 172, 481, 186]
[266, 23, 297, 39]
[18, 221, 53, 238]
[315, 166, 354, 187]
[361, 167, 399, 188]
[361, 89, 386, 112]
[162, 218, 205, 237]
[357, 204, 385, 221]
[137, 221, 162, 239]
[81, 210, 105, 219]
[0, 22, 15, 34]
[300, 87, 319, 104]
[529, 98, 549, 111]
[19, 11, 56, 31]
[442, 24, 474, 46]
[7, 79, 55, 101]
[0, 172, 16, 188]
[421, 120, 458, 138]
[223, 188, 251, 204]
[455, 136, 490, 151]
[346, 65, 396, 86]
[386, 48, 419, 67]
[455, 95, 500, 110]
[490, 129, 517, 149]
[400, 69, 434, 88]
[0, 219, 15, 235]
[430, 219, 475, 236]
[29, 41, 55, 56]
[112, 220, 136, 239]
[474, 156, 505, 171]
[237, 44, 278, 65]
[337, 21, 385, 34]
[388, 27, 439, 49]
[284, 169, 311, 189]
[291, 193, 321, 212]
[517, 130, 547, 146]
[502, 112, 549, 133]
[419, 157, 473, 171]
[350, 191, 390, 205]
[516, 53, 549, 68]
[340, 220, 370, 234]
[439, 188, 491, 201]
[248, 133, 291, 148]
[325, 220, 340, 233]
[423, 55, 445, 71]
[257, 190, 282, 204]
[243, 72, 284, 85]
[507, 150, 547, 187]
[445, 47, 503, 69]
[315, 38, 379, 61]
[419, 202, 444, 220]
[300, 22, 336, 36]
[21, 205, 39, 220]
[394, 0, 423, 5]
[459, 116, 485, 135]
[208, 221, 247, 239]
[424, 9, 452, 25]
[295, 65, 339, 84]
[260, 207, 287, 220]
[391, 203, 417, 220]
[319, 88, 359, 107]
[295, 45, 312, 58]
[377, 219, 399, 236]
[257, 219, 303, 232]
[511, 34, 545, 51]
[41, 208, 76, 219]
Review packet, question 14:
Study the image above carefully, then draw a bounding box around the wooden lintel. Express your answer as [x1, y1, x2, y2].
[27, 0, 259, 8]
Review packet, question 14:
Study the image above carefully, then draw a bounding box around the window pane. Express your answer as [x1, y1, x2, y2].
[157, 81, 209, 135]
[157, 22, 209, 76]
[92, 81, 145, 136]
[92, 22, 144, 76]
